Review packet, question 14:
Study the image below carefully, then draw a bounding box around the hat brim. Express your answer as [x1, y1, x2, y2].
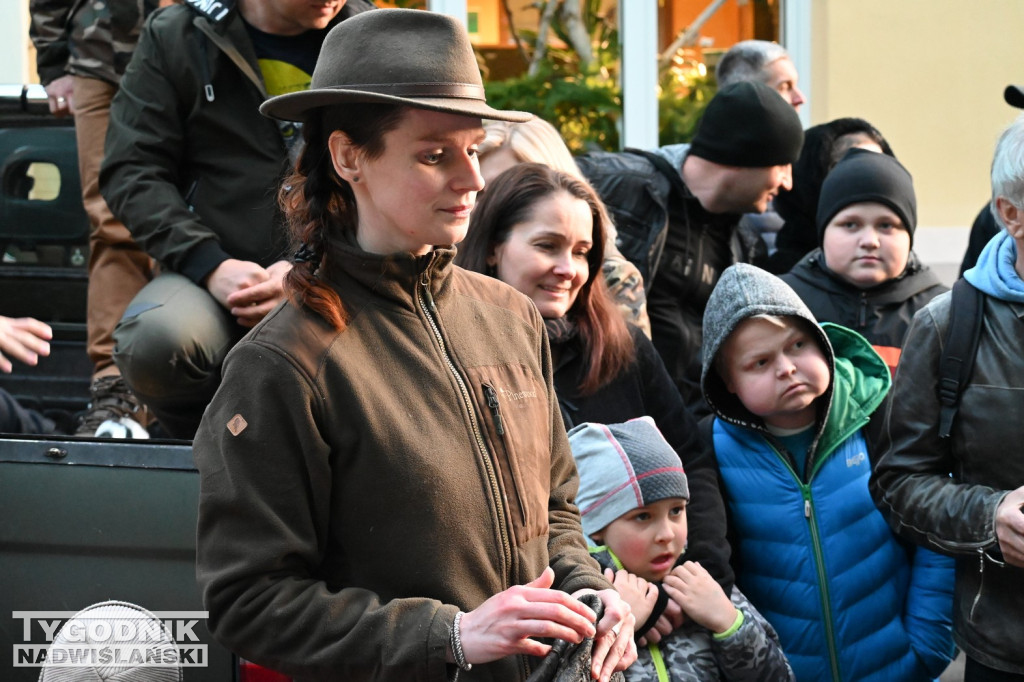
[260, 88, 532, 123]
[1005, 84, 1024, 109]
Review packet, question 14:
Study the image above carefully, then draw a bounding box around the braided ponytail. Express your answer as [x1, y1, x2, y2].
[280, 103, 408, 329]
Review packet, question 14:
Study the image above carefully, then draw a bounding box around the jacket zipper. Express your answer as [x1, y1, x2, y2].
[772, 441, 842, 682]
[802, 492, 842, 682]
[858, 292, 868, 329]
[417, 271, 513, 580]
[483, 383, 528, 526]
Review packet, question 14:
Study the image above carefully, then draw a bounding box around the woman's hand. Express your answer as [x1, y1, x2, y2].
[662, 562, 737, 635]
[572, 586, 637, 682]
[458, 567, 598, 663]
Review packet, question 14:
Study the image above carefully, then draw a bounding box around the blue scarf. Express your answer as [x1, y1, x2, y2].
[964, 230, 1024, 303]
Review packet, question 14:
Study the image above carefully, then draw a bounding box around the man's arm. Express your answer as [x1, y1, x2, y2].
[99, 10, 233, 282]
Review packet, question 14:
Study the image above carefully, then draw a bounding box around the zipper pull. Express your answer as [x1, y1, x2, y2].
[483, 385, 505, 437]
[420, 272, 436, 312]
[804, 499, 811, 518]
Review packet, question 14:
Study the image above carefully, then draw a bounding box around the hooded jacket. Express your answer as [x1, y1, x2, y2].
[872, 231, 1024, 674]
[781, 249, 947, 372]
[588, 548, 794, 682]
[99, 0, 373, 284]
[699, 264, 954, 682]
[193, 240, 609, 681]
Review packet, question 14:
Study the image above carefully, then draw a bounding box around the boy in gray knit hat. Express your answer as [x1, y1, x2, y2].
[568, 416, 793, 682]
[699, 263, 955, 681]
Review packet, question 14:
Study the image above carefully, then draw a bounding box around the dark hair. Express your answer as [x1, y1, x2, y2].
[280, 103, 408, 329]
[457, 163, 634, 394]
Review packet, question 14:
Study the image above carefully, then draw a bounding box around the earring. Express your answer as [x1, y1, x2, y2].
[351, 176, 360, 183]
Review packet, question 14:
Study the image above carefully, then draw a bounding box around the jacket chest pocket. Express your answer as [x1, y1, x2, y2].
[466, 364, 552, 544]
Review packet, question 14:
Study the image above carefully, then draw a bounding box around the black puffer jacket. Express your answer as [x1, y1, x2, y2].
[100, 0, 374, 284]
[781, 249, 946, 369]
[870, 290, 1024, 674]
[551, 324, 733, 591]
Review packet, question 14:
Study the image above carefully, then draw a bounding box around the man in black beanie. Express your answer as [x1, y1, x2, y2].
[577, 81, 804, 412]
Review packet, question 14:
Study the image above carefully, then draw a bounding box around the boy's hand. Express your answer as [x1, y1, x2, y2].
[663, 562, 738, 635]
[637, 593, 685, 646]
[603, 568, 658, 626]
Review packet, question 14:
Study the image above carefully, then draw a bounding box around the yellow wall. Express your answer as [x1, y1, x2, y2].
[811, 0, 1024, 232]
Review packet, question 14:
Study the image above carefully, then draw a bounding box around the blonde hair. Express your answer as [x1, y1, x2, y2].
[480, 118, 581, 178]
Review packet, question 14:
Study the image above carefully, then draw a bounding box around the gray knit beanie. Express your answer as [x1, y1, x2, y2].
[38, 601, 182, 681]
[689, 81, 804, 168]
[816, 147, 917, 246]
[700, 263, 834, 425]
[568, 417, 688, 538]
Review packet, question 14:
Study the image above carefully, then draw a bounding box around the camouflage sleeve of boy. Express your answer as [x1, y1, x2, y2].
[707, 587, 795, 681]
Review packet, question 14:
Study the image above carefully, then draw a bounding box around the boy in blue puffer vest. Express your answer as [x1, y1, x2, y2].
[699, 263, 955, 682]
[569, 417, 794, 682]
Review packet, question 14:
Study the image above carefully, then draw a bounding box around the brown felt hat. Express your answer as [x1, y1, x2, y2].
[261, 9, 531, 123]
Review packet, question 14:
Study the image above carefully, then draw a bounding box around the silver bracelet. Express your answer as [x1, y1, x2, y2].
[451, 611, 472, 672]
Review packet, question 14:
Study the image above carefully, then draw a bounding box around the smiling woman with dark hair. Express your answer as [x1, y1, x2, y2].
[191, 10, 635, 681]
[457, 163, 735, 610]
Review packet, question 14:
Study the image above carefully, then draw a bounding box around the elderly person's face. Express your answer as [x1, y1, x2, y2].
[329, 108, 486, 256]
[762, 57, 805, 111]
[995, 196, 1024, 279]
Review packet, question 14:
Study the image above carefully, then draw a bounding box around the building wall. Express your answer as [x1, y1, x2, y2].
[3, 3, 32, 84]
[810, 0, 1024, 274]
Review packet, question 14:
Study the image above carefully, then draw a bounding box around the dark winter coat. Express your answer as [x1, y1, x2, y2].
[99, 0, 373, 284]
[781, 249, 946, 372]
[576, 145, 766, 410]
[872, 273, 1024, 674]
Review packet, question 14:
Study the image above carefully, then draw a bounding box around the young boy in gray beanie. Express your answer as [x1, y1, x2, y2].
[700, 263, 954, 681]
[569, 416, 793, 681]
[780, 148, 946, 374]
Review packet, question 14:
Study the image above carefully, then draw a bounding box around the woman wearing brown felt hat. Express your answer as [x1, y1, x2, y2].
[192, 9, 635, 681]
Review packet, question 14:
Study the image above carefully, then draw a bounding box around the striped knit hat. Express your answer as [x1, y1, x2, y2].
[568, 417, 688, 538]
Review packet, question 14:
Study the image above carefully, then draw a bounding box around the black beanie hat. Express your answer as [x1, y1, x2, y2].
[689, 81, 804, 168]
[816, 148, 916, 246]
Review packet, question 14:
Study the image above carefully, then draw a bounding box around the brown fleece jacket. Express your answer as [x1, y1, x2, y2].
[194, 240, 609, 681]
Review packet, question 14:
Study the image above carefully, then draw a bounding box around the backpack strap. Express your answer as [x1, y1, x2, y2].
[937, 279, 985, 438]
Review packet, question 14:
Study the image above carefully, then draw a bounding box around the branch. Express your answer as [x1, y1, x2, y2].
[501, 0, 530, 66]
[529, 0, 560, 77]
[559, 0, 593, 70]
[658, 0, 730, 71]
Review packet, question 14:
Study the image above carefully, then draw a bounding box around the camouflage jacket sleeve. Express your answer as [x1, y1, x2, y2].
[709, 587, 795, 682]
[29, 0, 74, 84]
